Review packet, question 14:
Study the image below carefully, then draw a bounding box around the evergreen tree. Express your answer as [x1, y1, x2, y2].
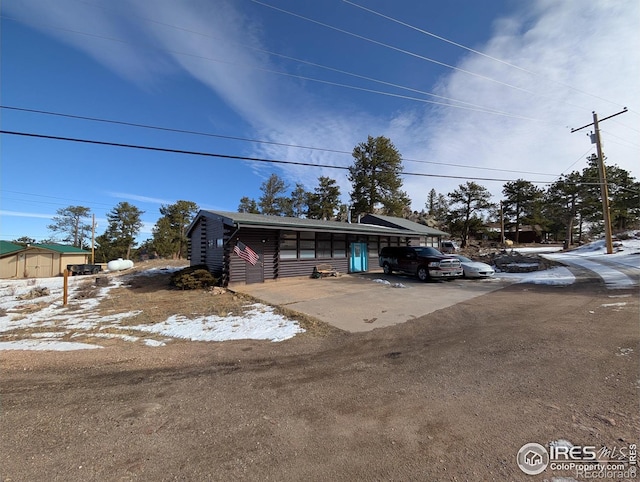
[238, 196, 259, 214]
[307, 176, 341, 220]
[580, 155, 640, 232]
[12, 236, 36, 246]
[152, 200, 199, 259]
[448, 182, 494, 247]
[348, 135, 411, 217]
[289, 183, 309, 218]
[96, 202, 144, 260]
[47, 205, 92, 248]
[258, 174, 290, 216]
[426, 189, 449, 225]
[544, 172, 582, 248]
[501, 179, 544, 243]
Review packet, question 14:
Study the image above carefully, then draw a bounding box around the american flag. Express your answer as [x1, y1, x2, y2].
[233, 241, 259, 265]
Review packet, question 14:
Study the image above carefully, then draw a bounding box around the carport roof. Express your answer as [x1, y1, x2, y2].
[195, 210, 419, 236]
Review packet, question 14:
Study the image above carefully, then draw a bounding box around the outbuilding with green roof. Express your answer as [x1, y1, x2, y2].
[0, 242, 89, 278]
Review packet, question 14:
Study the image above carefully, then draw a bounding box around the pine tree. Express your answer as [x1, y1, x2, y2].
[152, 200, 199, 259]
[307, 176, 341, 220]
[502, 179, 543, 243]
[97, 202, 144, 260]
[348, 136, 411, 217]
[448, 182, 494, 247]
[47, 205, 92, 248]
[258, 174, 290, 216]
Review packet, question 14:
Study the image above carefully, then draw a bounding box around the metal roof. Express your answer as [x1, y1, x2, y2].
[196, 211, 420, 236]
[0, 241, 25, 256]
[361, 214, 449, 236]
[32, 244, 90, 254]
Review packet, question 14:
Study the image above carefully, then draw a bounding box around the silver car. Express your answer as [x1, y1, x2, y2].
[453, 255, 495, 278]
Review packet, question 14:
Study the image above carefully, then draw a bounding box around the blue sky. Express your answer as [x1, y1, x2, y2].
[1, 0, 639, 243]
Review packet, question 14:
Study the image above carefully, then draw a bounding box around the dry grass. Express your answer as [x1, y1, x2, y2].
[93, 260, 338, 336]
[7, 301, 50, 319]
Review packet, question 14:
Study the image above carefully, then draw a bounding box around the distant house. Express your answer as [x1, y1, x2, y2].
[485, 222, 543, 244]
[186, 211, 448, 285]
[0, 242, 89, 278]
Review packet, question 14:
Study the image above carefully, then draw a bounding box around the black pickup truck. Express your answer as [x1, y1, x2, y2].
[379, 246, 463, 282]
[66, 264, 102, 275]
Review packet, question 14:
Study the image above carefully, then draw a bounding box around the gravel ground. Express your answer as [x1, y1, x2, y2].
[1, 280, 638, 481]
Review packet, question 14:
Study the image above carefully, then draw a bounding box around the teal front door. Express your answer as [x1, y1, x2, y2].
[349, 242, 368, 273]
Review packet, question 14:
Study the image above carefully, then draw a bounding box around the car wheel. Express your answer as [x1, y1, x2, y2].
[417, 266, 429, 282]
[383, 263, 392, 275]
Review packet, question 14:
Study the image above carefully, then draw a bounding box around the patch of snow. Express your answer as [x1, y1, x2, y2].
[373, 279, 391, 285]
[144, 339, 167, 347]
[0, 340, 102, 351]
[541, 236, 639, 289]
[128, 305, 304, 343]
[495, 267, 575, 286]
[0, 268, 305, 351]
[601, 302, 627, 308]
[511, 246, 563, 254]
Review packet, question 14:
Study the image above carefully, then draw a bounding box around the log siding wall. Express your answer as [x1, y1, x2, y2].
[188, 212, 418, 285]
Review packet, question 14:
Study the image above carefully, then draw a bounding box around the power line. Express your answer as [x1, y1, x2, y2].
[0, 14, 545, 123]
[55, 0, 530, 116]
[0, 129, 558, 184]
[342, 0, 629, 112]
[249, 0, 601, 113]
[600, 130, 640, 150]
[1, 189, 115, 207]
[1, 105, 560, 177]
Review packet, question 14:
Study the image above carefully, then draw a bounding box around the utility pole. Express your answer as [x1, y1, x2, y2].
[500, 201, 505, 245]
[91, 214, 96, 264]
[571, 107, 627, 255]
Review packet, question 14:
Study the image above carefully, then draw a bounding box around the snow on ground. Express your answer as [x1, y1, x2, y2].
[1, 236, 637, 351]
[495, 266, 576, 286]
[0, 267, 305, 351]
[542, 234, 640, 289]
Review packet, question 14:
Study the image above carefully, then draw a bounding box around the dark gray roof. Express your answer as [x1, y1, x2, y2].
[361, 214, 449, 236]
[193, 210, 420, 236]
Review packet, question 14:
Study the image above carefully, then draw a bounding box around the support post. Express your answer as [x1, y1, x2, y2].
[63, 269, 69, 306]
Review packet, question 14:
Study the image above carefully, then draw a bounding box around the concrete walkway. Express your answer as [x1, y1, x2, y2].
[232, 272, 511, 332]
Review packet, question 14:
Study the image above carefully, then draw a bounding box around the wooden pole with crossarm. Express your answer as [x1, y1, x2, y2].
[571, 107, 627, 255]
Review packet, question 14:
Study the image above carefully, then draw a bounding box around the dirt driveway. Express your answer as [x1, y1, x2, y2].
[234, 271, 510, 332]
[1, 280, 638, 481]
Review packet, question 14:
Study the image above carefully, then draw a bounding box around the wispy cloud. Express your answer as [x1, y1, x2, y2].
[8, 0, 639, 209]
[106, 192, 174, 205]
[0, 210, 54, 219]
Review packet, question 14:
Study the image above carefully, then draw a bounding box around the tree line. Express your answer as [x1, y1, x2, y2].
[37, 200, 198, 262]
[16, 135, 639, 257]
[238, 136, 639, 248]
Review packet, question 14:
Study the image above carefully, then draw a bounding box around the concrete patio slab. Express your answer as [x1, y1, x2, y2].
[232, 272, 511, 332]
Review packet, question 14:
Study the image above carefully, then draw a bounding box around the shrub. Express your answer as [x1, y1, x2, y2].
[170, 265, 217, 290]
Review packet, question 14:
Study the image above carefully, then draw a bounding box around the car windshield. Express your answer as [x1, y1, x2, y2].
[413, 247, 443, 256]
[456, 255, 472, 262]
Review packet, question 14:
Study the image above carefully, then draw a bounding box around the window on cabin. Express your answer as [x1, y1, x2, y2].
[280, 231, 297, 259]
